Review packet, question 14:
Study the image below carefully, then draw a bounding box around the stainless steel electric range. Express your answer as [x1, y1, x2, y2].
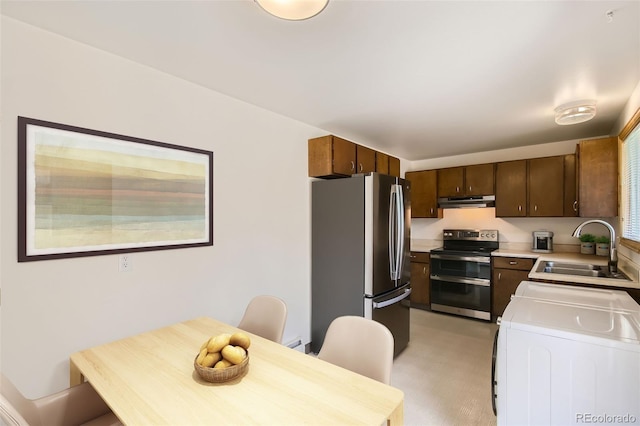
[429, 229, 499, 321]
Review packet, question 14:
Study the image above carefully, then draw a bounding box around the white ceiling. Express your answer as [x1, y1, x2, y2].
[2, 0, 640, 161]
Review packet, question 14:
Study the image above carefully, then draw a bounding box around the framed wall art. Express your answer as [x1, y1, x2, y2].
[18, 116, 213, 262]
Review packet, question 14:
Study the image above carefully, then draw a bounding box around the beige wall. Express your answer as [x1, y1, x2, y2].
[1, 17, 321, 397]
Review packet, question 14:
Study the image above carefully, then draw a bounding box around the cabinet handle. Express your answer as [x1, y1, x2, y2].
[423, 266, 427, 275]
[518, 205, 522, 211]
[350, 161, 355, 172]
[573, 200, 578, 212]
[534, 205, 538, 212]
[456, 186, 460, 193]
[498, 272, 501, 281]
[509, 261, 517, 265]
[469, 185, 472, 192]
[359, 163, 363, 172]
[430, 208, 434, 215]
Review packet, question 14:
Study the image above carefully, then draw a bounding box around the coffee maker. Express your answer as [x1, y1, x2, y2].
[532, 231, 553, 253]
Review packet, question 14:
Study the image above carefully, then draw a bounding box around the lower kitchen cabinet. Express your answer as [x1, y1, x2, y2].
[410, 252, 430, 309]
[492, 256, 535, 319]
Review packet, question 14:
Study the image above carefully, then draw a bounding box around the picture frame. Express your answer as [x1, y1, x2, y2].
[18, 116, 213, 262]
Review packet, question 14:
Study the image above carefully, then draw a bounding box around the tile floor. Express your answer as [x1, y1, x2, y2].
[391, 308, 498, 425]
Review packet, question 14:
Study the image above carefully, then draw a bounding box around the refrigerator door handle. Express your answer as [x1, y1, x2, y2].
[373, 288, 412, 309]
[389, 183, 404, 282]
[395, 183, 405, 281]
[388, 187, 398, 280]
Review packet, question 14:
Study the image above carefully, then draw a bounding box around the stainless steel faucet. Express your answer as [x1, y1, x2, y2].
[572, 219, 618, 273]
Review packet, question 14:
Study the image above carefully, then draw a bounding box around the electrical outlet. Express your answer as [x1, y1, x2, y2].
[119, 254, 132, 272]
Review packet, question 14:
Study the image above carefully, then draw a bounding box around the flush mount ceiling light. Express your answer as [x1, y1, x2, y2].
[255, 0, 329, 21]
[554, 100, 597, 126]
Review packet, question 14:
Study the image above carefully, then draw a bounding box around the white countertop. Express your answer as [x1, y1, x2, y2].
[491, 249, 541, 259]
[410, 240, 441, 253]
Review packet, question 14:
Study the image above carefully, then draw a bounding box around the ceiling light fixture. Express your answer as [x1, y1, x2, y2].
[255, 0, 329, 21]
[554, 100, 597, 126]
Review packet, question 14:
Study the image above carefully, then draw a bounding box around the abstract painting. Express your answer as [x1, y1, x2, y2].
[18, 117, 213, 261]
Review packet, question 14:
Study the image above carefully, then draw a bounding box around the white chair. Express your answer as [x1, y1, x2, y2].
[317, 316, 394, 384]
[237, 295, 287, 343]
[0, 373, 121, 426]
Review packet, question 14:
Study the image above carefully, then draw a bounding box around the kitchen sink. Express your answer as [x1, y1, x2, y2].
[535, 261, 631, 280]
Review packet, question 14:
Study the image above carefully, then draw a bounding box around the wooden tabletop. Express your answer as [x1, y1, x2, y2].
[70, 317, 404, 425]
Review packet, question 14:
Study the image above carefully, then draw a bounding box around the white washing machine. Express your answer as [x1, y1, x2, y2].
[514, 281, 640, 311]
[493, 282, 640, 425]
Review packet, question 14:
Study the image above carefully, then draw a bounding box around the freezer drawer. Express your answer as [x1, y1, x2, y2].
[365, 286, 411, 356]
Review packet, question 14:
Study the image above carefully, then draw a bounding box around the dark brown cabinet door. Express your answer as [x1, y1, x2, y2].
[356, 145, 376, 174]
[333, 136, 357, 176]
[437, 167, 464, 197]
[491, 256, 534, 318]
[389, 157, 401, 178]
[577, 137, 618, 217]
[308, 135, 356, 178]
[410, 253, 430, 309]
[564, 154, 578, 217]
[492, 268, 529, 318]
[495, 160, 527, 217]
[405, 170, 438, 218]
[376, 152, 389, 175]
[528, 156, 564, 217]
[465, 163, 495, 196]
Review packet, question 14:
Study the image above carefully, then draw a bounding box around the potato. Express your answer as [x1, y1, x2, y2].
[196, 347, 208, 366]
[200, 338, 212, 351]
[221, 344, 246, 365]
[229, 332, 251, 350]
[214, 359, 233, 369]
[207, 333, 231, 353]
[201, 352, 221, 368]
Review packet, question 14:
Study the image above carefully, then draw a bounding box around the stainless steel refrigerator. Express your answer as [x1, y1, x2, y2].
[311, 173, 411, 356]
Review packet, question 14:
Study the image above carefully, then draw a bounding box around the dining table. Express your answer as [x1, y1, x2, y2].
[69, 316, 404, 425]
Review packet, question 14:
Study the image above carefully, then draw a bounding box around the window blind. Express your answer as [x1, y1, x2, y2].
[622, 124, 640, 242]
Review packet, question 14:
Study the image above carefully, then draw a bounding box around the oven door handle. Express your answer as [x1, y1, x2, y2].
[430, 253, 491, 263]
[430, 274, 491, 287]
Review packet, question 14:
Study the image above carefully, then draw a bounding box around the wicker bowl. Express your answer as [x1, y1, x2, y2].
[194, 353, 249, 383]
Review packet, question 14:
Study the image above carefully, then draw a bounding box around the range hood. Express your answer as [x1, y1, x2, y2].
[438, 195, 495, 209]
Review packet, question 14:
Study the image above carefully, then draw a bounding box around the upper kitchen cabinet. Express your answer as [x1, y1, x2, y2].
[405, 170, 440, 218]
[376, 152, 389, 175]
[308, 135, 356, 178]
[564, 154, 578, 217]
[308, 135, 400, 178]
[389, 156, 401, 178]
[496, 156, 564, 217]
[376, 152, 401, 178]
[528, 156, 564, 217]
[495, 160, 527, 217]
[576, 137, 618, 217]
[356, 145, 376, 174]
[437, 163, 494, 197]
[465, 164, 495, 195]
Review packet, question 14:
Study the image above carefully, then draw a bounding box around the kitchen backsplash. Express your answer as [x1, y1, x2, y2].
[410, 207, 617, 251]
